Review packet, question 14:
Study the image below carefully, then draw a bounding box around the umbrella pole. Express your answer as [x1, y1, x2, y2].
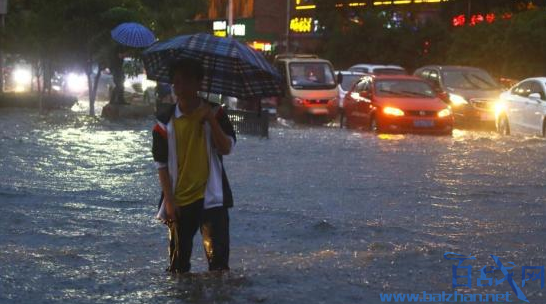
[206, 57, 217, 103]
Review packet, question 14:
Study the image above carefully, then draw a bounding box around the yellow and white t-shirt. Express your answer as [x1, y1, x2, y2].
[173, 109, 209, 207]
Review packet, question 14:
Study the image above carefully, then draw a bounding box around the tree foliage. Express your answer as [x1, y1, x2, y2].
[2, 0, 207, 115]
[315, 0, 450, 71]
[315, 2, 545, 79]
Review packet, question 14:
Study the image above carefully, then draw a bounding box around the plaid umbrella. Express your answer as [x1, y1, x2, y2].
[142, 33, 282, 100]
[111, 22, 156, 48]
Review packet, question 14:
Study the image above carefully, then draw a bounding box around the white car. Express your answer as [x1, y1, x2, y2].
[497, 77, 546, 137]
[348, 64, 407, 75]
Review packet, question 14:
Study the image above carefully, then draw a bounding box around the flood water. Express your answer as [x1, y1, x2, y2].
[1, 103, 545, 303]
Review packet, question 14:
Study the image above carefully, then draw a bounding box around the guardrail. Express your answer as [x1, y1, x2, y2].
[226, 109, 269, 138]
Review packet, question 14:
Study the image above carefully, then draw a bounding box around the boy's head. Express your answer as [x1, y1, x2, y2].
[169, 58, 204, 100]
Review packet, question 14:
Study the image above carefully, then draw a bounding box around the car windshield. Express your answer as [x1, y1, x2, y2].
[350, 67, 368, 73]
[375, 80, 435, 98]
[442, 70, 499, 90]
[290, 62, 336, 90]
[340, 74, 362, 91]
[373, 68, 407, 75]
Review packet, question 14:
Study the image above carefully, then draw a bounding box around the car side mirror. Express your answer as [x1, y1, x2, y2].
[432, 84, 442, 93]
[436, 90, 449, 101]
[529, 93, 542, 101]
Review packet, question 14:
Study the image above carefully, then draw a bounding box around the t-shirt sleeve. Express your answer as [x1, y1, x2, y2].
[152, 122, 168, 169]
[216, 106, 236, 150]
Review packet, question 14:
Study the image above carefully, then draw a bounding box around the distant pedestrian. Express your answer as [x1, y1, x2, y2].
[152, 58, 236, 273]
[155, 82, 174, 114]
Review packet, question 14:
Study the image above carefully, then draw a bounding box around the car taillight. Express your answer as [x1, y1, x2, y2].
[293, 97, 305, 105]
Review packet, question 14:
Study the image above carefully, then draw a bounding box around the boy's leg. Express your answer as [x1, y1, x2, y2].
[200, 206, 230, 271]
[168, 200, 203, 273]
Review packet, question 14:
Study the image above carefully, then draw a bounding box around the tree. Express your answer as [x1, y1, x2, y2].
[502, 9, 546, 78]
[314, 1, 450, 71]
[3, 0, 67, 110]
[447, 8, 546, 79]
[140, 0, 208, 39]
[446, 17, 510, 77]
[60, 0, 145, 116]
[4, 0, 146, 115]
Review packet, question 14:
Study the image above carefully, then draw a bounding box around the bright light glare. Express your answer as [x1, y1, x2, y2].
[13, 68, 32, 86]
[67, 73, 87, 93]
[142, 79, 156, 91]
[438, 108, 452, 118]
[494, 101, 506, 117]
[383, 106, 404, 116]
[449, 94, 468, 106]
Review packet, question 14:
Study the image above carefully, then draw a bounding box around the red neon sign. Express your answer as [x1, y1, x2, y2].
[452, 14, 465, 27]
[470, 14, 484, 26]
[452, 12, 513, 27]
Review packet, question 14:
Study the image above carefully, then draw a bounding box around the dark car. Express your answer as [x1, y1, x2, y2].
[414, 66, 502, 128]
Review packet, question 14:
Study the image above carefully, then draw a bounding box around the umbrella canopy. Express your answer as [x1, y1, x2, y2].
[142, 33, 282, 100]
[111, 22, 156, 48]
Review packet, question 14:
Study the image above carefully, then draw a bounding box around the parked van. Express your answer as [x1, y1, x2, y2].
[274, 54, 338, 122]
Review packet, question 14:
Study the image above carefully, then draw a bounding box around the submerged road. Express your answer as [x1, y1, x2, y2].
[1, 106, 545, 303]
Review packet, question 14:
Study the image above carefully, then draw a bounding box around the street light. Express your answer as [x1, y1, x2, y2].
[0, 0, 7, 93]
[286, 0, 290, 53]
[227, 0, 233, 37]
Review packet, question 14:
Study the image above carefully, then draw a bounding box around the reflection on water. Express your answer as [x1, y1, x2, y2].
[377, 134, 406, 141]
[1, 108, 545, 303]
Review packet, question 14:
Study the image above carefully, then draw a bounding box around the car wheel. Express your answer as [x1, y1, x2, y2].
[370, 116, 378, 132]
[497, 114, 510, 135]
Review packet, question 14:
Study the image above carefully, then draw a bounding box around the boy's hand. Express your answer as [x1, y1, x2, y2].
[164, 196, 176, 222]
[196, 103, 215, 123]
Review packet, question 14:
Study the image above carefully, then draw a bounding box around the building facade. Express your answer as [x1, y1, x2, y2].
[206, 0, 288, 54]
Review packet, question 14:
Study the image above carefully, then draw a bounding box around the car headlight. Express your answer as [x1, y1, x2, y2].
[449, 93, 468, 106]
[67, 73, 87, 93]
[13, 68, 32, 86]
[437, 108, 452, 118]
[494, 101, 506, 117]
[383, 106, 404, 117]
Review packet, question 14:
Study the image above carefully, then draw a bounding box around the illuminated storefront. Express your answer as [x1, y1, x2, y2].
[288, 0, 545, 51]
[198, 0, 544, 54]
[201, 0, 286, 53]
[209, 18, 276, 53]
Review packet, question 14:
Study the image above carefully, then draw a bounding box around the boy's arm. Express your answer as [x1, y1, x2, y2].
[152, 122, 176, 221]
[198, 104, 236, 155]
[158, 168, 176, 221]
[208, 112, 233, 155]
